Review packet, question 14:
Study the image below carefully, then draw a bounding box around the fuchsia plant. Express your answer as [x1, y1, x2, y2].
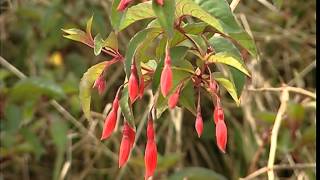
[63, 0, 256, 178]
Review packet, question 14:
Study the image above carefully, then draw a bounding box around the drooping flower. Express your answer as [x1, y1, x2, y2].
[157, 0, 164, 6]
[117, 0, 133, 12]
[144, 119, 157, 180]
[156, 0, 164, 6]
[101, 93, 120, 140]
[168, 87, 180, 109]
[119, 122, 135, 167]
[160, 49, 173, 97]
[216, 120, 227, 153]
[195, 111, 203, 138]
[213, 105, 224, 124]
[93, 76, 106, 95]
[128, 63, 139, 103]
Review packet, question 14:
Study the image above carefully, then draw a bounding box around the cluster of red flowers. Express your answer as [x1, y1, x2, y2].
[90, 1, 229, 179]
[94, 44, 228, 179]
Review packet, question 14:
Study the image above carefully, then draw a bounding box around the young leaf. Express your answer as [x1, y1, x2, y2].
[86, 15, 94, 38]
[111, 0, 126, 31]
[119, 86, 136, 129]
[94, 34, 104, 56]
[103, 31, 119, 52]
[152, 0, 175, 37]
[207, 52, 250, 77]
[62, 28, 92, 46]
[213, 73, 240, 106]
[119, 1, 155, 31]
[209, 36, 246, 97]
[79, 60, 117, 120]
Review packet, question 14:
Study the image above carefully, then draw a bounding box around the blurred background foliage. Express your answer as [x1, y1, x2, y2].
[0, 0, 316, 180]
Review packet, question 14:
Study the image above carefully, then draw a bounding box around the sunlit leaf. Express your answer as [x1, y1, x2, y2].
[213, 73, 240, 105]
[79, 60, 117, 120]
[207, 52, 250, 77]
[62, 28, 91, 46]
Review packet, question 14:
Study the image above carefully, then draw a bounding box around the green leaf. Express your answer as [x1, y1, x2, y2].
[79, 61, 116, 120]
[3, 104, 22, 133]
[179, 80, 196, 115]
[86, 15, 93, 38]
[103, 31, 118, 52]
[50, 120, 68, 152]
[125, 28, 161, 79]
[110, 0, 126, 31]
[171, 22, 208, 47]
[10, 77, 65, 102]
[119, 86, 136, 129]
[94, 34, 104, 56]
[168, 167, 227, 180]
[119, 2, 155, 31]
[177, 0, 257, 57]
[175, 0, 224, 33]
[213, 73, 240, 105]
[209, 36, 246, 97]
[207, 52, 250, 77]
[20, 128, 45, 160]
[152, 0, 175, 37]
[62, 28, 91, 45]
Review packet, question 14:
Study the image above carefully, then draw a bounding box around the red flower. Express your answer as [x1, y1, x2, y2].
[117, 0, 133, 12]
[93, 76, 106, 95]
[119, 122, 135, 167]
[216, 120, 227, 153]
[145, 119, 157, 180]
[128, 64, 139, 103]
[168, 89, 180, 109]
[156, 0, 164, 6]
[213, 105, 224, 124]
[101, 94, 120, 140]
[160, 49, 173, 97]
[195, 111, 203, 138]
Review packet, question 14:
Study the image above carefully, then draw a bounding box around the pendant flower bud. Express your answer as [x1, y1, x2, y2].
[195, 111, 203, 138]
[213, 105, 224, 124]
[216, 120, 227, 153]
[117, 0, 133, 12]
[156, 0, 164, 6]
[101, 94, 120, 140]
[119, 122, 135, 167]
[168, 88, 180, 109]
[93, 76, 106, 95]
[145, 119, 157, 180]
[128, 64, 139, 103]
[160, 50, 173, 97]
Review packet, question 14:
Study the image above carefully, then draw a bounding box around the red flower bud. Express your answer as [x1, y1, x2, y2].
[139, 76, 145, 99]
[101, 95, 120, 140]
[160, 52, 172, 97]
[156, 0, 164, 6]
[117, 0, 133, 12]
[168, 89, 180, 109]
[101, 110, 117, 140]
[195, 111, 203, 138]
[216, 120, 227, 153]
[119, 122, 135, 167]
[93, 76, 106, 95]
[213, 106, 224, 124]
[128, 64, 139, 103]
[145, 120, 157, 180]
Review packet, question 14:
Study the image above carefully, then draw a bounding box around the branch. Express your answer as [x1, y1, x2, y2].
[267, 88, 289, 180]
[248, 86, 316, 99]
[240, 163, 316, 180]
